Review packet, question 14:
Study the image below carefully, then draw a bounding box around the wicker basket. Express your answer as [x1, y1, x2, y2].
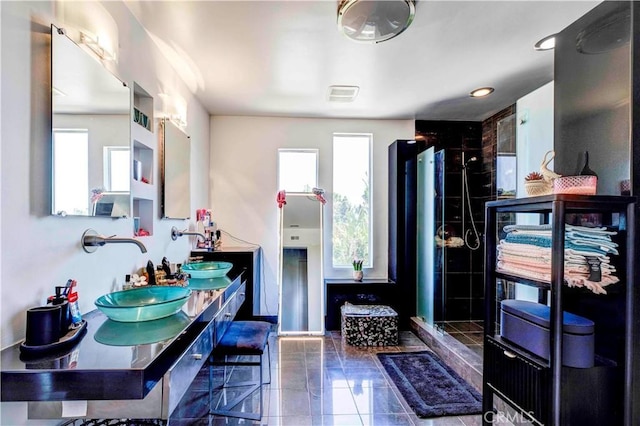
[525, 180, 553, 196]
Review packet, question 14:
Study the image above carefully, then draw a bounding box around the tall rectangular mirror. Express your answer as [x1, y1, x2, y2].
[51, 26, 131, 217]
[161, 118, 191, 219]
[278, 194, 324, 335]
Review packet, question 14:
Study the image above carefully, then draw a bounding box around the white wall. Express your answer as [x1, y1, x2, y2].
[0, 0, 210, 379]
[2, 2, 210, 422]
[210, 116, 414, 315]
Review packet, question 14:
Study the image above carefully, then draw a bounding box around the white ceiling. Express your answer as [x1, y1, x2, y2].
[125, 1, 600, 122]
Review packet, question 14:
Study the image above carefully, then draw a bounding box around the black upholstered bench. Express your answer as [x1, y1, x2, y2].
[209, 321, 272, 420]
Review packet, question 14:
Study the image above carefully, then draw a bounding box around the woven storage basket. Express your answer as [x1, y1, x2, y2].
[525, 180, 553, 196]
[553, 175, 597, 195]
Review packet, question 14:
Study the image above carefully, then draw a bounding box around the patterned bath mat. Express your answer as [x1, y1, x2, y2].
[377, 351, 482, 418]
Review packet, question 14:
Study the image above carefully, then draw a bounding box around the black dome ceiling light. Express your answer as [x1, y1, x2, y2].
[337, 0, 416, 44]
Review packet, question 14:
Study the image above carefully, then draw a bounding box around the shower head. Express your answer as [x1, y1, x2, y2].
[464, 156, 478, 167]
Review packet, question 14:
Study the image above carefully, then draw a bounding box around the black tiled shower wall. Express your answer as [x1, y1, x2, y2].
[415, 121, 483, 322]
[415, 106, 515, 322]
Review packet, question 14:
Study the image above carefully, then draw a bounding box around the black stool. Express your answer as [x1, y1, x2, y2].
[209, 321, 271, 421]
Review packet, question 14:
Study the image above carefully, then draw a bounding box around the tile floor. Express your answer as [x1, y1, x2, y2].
[168, 331, 483, 425]
[442, 321, 484, 358]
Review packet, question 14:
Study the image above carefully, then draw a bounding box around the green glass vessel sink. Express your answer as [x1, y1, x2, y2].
[95, 286, 192, 322]
[188, 275, 232, 290]
[94, 311, 191, 346]
[181, 261, 233, 279]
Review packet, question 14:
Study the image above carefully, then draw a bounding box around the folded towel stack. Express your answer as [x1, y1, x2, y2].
[496, 224, 619, 294]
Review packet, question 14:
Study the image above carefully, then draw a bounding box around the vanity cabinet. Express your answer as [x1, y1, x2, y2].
[482, 195, 635, 426]
[131, 82, 155, 236]
[1, 272, 247, 420]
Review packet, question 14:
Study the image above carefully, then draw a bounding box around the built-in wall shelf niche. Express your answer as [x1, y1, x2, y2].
[133, 140, 154, 189]
[131, 82, 155, 237]
[133, 82, 154, 133]
[133, 198, 153, 237]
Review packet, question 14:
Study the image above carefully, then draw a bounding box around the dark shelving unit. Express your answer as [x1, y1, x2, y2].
[483, 194, 635, 426]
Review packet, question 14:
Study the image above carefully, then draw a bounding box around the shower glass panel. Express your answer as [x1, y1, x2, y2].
[417, 148, 434, 324]
[433, 149, 445, 327]
[416, 148, 445, 326]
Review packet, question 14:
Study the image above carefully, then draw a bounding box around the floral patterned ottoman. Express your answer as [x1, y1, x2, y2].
[340, 303, 399, 346]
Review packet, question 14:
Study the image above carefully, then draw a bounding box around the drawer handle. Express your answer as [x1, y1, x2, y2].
[192, 353, 203, 360]
[503, 350, 517, 359]
[225, 313, 232, 317]
[240, 293, 245, 297]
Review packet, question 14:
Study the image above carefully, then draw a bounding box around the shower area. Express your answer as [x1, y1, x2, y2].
[415, 121, 486, 328]
[397, 113, 516, 348]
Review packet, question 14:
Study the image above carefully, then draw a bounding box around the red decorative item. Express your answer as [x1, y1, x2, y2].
[277, 190, 287, 208]
[312, 187, 327, 205]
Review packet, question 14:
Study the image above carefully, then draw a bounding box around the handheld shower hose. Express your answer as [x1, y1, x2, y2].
[462, 156, 481, 250]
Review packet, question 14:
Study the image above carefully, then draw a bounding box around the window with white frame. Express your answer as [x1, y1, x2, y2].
[332, 133, 372, 267]
[278, 149, 318, 192]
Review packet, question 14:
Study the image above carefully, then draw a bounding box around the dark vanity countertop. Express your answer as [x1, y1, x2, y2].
[325, 278, 396, 285]
[191, 246, 260, 254]
[0, 270, 244, 402]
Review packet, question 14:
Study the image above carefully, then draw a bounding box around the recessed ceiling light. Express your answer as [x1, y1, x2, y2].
[470, 87, 494, 98]
[534, 34, 556, 51]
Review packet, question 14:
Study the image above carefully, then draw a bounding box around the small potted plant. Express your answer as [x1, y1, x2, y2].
[352, 259, 364, 282]
[524, 171, 552, 196]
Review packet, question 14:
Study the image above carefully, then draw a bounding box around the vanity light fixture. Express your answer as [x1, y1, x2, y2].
[470, 87, 495, 98]
[534, 34, 556, 51]
[79, 30, 116, 62]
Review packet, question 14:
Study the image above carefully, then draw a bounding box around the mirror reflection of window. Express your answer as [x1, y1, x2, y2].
[104, 146, 130, 192]
[278, 149, 318, 192]
[53, 129, 89, 215]
[332, 133, 372, 268]
[497, 114, 517, 199]
[497, 154, 517, 198]
[104, 146, 131, 192]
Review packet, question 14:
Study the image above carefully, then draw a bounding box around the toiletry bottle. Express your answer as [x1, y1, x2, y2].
[146, 260, 157, 285]
[155, 265, 166, 284]
[48, 286, 71, 335]
[68, 292, 82, 327]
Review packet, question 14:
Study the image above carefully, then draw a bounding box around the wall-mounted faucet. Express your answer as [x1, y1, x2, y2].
[171, 226, 206, 242]
[81, 228, 148, 253]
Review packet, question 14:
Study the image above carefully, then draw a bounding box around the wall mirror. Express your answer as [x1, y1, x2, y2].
[161, 118, 191, 219]
[51, 25, 131, 217]
[278, 193, 324, 335]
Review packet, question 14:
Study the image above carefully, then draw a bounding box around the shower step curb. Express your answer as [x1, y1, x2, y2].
[409, 317, 483, 392]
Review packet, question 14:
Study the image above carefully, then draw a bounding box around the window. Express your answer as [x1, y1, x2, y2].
[278, 149, 318, 192]
[52, 129, 89, 215]
[104, 146, 130, 192]
[332, 133, 372, 267]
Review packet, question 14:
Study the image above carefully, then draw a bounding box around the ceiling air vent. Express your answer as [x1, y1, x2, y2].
[328, 85, 360, 102]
